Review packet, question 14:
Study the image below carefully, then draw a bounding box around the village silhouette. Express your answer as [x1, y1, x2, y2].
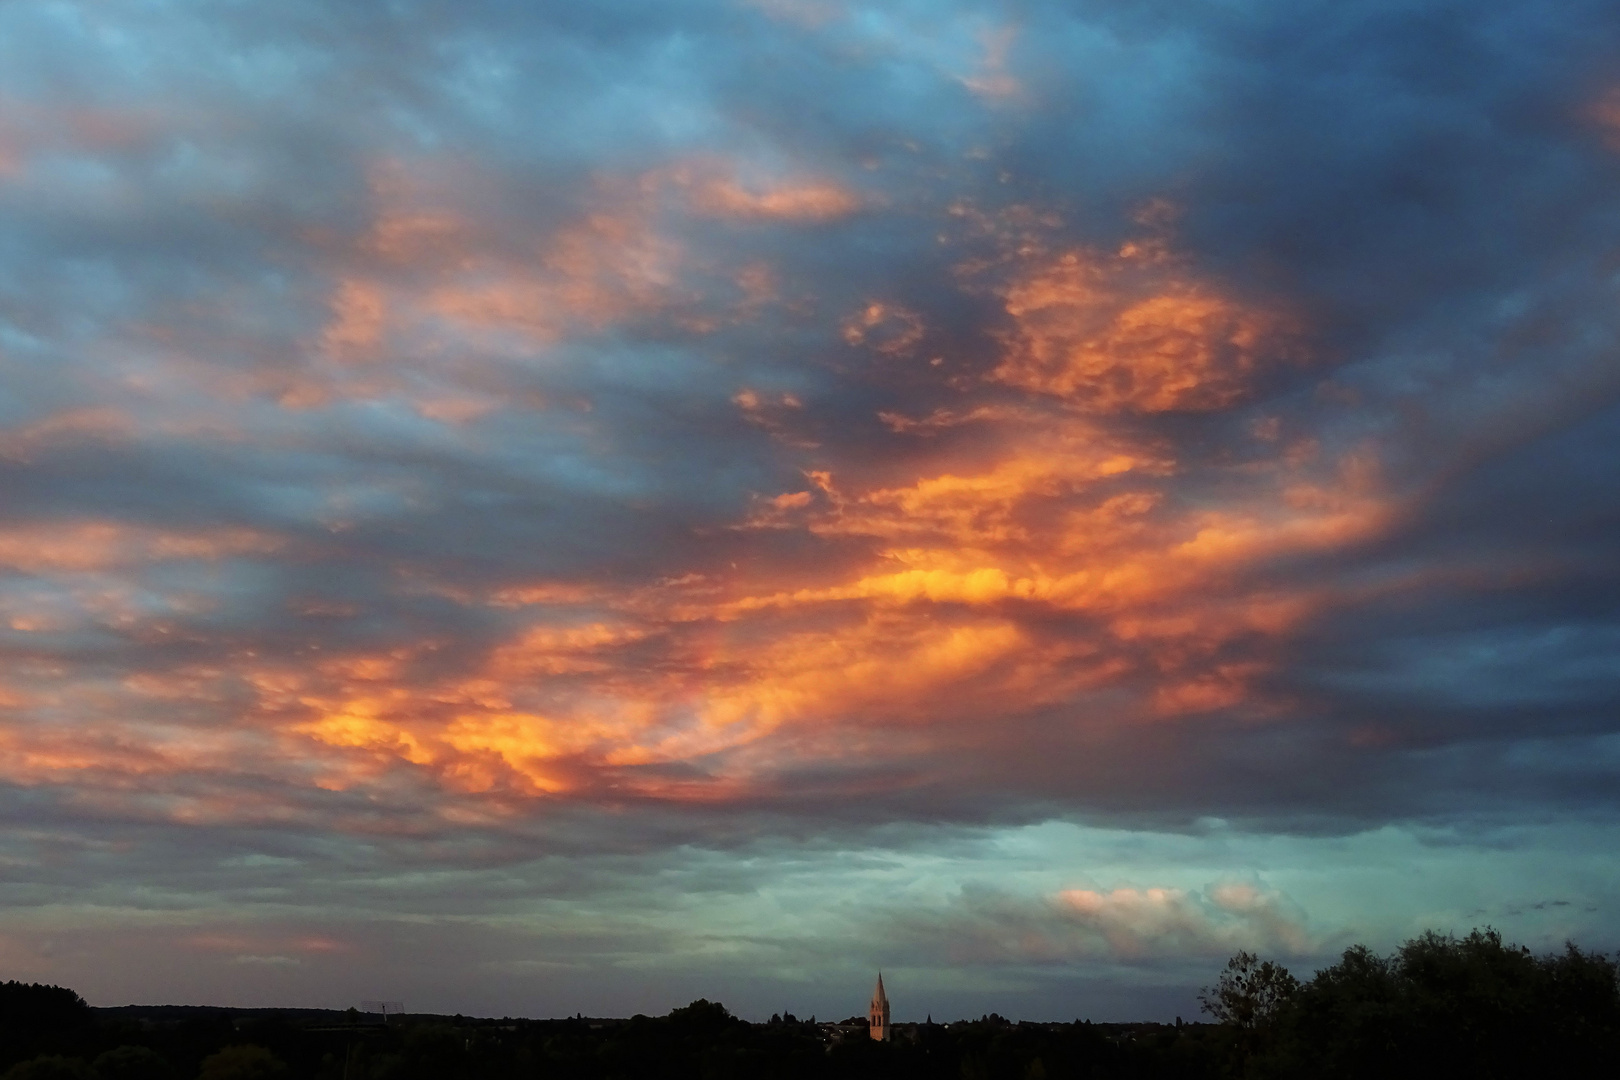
[2, 929, 1617, 1079]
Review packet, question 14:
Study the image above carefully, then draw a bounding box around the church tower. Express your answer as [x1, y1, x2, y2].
[869, 972, 890, 1042]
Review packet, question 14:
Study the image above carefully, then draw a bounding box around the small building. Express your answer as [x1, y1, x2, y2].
[868, 973, 890, 1042]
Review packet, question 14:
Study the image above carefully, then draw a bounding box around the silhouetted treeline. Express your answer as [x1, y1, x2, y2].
[1, 929, 1615, 1079]
[1221, 928, 1620, 1079]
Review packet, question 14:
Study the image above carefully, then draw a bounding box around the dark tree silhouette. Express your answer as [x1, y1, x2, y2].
[1, 941, 1613, 1080]
[92, 1045, 175, 1080]
[195, 1045, 288, 1080]
[1255, 929, 1620, 1079]
[1199, 950, 1301, 1029]
[0, 1058, 93, 1080]
[0, 984, 92, 1072]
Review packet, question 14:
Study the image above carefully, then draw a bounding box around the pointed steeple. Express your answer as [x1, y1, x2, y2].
[869, 971, 891, 1042]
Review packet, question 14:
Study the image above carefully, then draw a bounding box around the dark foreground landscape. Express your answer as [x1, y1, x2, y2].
[3, 931, 1617, 1080]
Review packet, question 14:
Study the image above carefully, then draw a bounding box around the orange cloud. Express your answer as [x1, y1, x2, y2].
[305, 158, 688, 362]
[0, 183, 1397, 826]
[1054, 884, 1309, 958]
[318, 154, 849, 366]
[689, 174, 860, 221]
[403, 202, 683, 345]
[0, 419, 1388, 814]
[633, 156, 862, 225]
[260, 387, 1389, 803]
[734, 388, 814, 445]
[285, 605, 1046, 803]
[0, 408, 141, 460]
[0, 521, 283, 573]
[948, 205, 1300, 413]
[287, 152, 857, 425]
[321, 278, 388, 360]
[842, 302, 924, 355]
[992, 244, 1294, 412]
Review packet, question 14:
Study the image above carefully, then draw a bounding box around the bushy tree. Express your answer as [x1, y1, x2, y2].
[1200, 951, 1301, 1031]
[666, 1000, 737, 1031]
[0, 1057, 92, 1080]
[1255, 929, 1620, 1079]
[0, 984, 91, 1071]
[92, 1046, 175, 1080]
[195, 1045, 288, 1080]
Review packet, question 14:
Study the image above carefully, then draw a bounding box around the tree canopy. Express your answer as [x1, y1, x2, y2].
[1202, 928, 1620, 1079]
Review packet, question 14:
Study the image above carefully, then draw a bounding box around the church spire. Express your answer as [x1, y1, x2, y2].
[869, 971, 891, 1042]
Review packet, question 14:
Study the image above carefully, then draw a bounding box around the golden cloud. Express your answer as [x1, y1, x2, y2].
[991, 241, 1296, 413]
[0, 192, 1396, 823]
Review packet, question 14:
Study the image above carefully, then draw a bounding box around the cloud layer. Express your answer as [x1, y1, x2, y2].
[1, 0, 1619, 1016]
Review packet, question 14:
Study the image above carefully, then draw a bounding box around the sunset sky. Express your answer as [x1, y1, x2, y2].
[2, 0, 1619, 1022]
